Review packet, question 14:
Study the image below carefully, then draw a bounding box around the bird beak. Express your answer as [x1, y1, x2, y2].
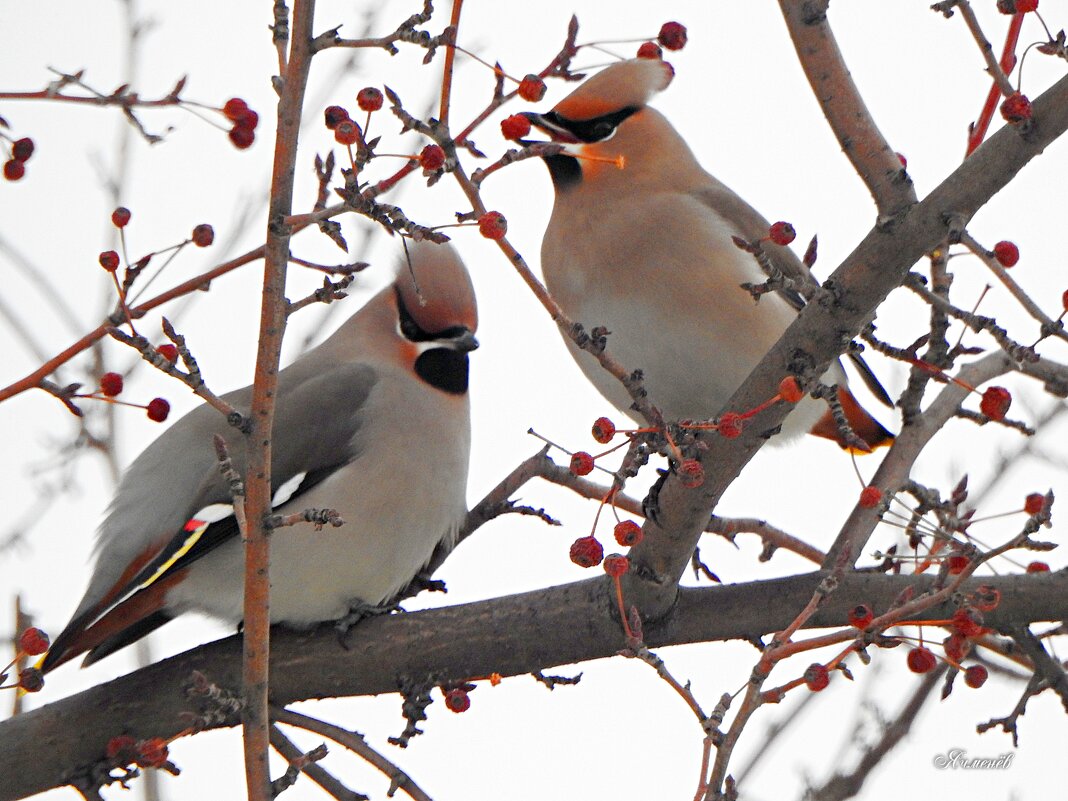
[520, 111, 581, 145]
[450, 328, 479, 353]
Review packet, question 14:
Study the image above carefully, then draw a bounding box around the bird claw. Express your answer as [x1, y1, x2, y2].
[643, 468, 669, 525]
[334, 599, 402, 648]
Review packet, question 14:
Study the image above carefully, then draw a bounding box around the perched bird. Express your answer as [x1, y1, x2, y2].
[524, 58, 892, 448]
[42, 239, 478, 671]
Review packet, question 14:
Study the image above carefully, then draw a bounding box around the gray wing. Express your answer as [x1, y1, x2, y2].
[70, 361, 379, 624]
[693, 182, 893, 406]
[691, 181, 814, 310]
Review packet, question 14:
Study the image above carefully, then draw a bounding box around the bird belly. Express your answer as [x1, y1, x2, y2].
[543, 196, 830, 437]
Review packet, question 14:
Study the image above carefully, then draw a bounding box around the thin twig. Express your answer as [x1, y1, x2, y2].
[272, 707, 433, 801]
[270, 726, 366, 801]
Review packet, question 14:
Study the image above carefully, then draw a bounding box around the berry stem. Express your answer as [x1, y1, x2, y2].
[109, 270, 138, 334]
[612, 575, 635, 640]
[450, 45, 519, 83]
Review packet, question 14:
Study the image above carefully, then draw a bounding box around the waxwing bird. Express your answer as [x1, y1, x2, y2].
[524, 58, 892, 448]
[42, 239, 478, 671]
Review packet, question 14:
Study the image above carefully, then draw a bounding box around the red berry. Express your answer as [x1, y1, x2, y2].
[99, 250, 120, 272]
[157, 344, 179, 363]
[717, 411, 743, 439]
[146, 398, 171, 422]
[778, 376, 803, 404]
[951, 607, 984, 638]
[613, 520, 643, 548]
[3, 159, 25, 181]
[636, 41, 663, 60]
[517, 74, 547, 102]
[591, 416, 616, 444]
[477, 210, 508, 240]
[18, 667, 44, 693]
[992, 240, 1019, 267]
[419, 144, 446, 172]
[569, 535, 604, 568]
[943, 633, 967, 663]
[356, 87, 383, 112]
[222, 97, 249, 122]
[444, 688, 470, 713]
[12, 137, 34, 162]
[768, 221, 796, 246]
[111, 207, 131, 228]
[18, 627, 50, 656]
[1024, 492, 1045, 515]
[848, 604, 873, 629]
[136, 737, 169, 768]
[1002, 0, 1038, 11]
[324, 105, 350, 130]
[603, 554, 629, 577]
[896, 152, 908, 168]
[804, 663, 829, 692]
[500, 113, 532, 141]
[99, 372, 124, 397]
[334, 119, 360, 146]
[1000, 93, 1032, 124]
[858, 486, 882, 509]
[658, 21, 688, 51]
[569, 451, 595, 476]
[946, 554, 970, 575]
[979, 386, 1012, 420]
[1063, 288, 1068, 312]
[906, 646, 936, 674]
[234, 109, 259, 130]
[973, 585, 1001, 613]
[677, 458, 704, 489]
[1026, 561, 1050, 573]
[192, 223, 215, 247]
[106, 735, 138, 762]
[229, 126, 255, 149]
[964, 664, 988, 688]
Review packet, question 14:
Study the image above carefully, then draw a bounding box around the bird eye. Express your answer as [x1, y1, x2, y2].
[591, 121, 615, 141]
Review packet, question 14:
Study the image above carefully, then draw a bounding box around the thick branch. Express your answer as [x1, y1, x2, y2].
[777, 0, 917, 217]
[2, 570, 1064, 800]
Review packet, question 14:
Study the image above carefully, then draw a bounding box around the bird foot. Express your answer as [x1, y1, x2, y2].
[334, 599, 402, 649]
[643, 468, 669, 525]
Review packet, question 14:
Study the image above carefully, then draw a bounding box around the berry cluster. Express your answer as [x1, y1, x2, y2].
[223, 98, 259, 149]
[3, 136, 34, 181]
[87, 372, 172, 422]
[0, 627, 51, 694]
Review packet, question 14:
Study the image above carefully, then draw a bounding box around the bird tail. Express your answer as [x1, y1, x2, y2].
[810, 386, 894, 453]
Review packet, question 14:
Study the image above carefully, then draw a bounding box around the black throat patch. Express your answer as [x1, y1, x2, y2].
[415, 348, 469, 395]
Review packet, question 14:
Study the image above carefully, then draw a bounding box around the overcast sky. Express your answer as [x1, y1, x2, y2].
[2, 2, 1066, 800]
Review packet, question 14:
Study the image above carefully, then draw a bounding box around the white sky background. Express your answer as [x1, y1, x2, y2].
[1, 2, 1066, 800]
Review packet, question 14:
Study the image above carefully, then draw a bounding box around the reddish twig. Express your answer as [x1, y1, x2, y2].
[241, 2, 317, 798]
[965, 12, 1025, 156]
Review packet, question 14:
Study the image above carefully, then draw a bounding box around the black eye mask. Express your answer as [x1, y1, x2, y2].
[541, 106, 639, 143]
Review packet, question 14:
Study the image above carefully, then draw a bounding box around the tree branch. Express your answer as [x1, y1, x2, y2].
[2, 569, 1064, 800]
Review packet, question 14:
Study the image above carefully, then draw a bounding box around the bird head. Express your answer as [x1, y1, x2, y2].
[394, 238, 479, 354]
[522, 59, 675, 188]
